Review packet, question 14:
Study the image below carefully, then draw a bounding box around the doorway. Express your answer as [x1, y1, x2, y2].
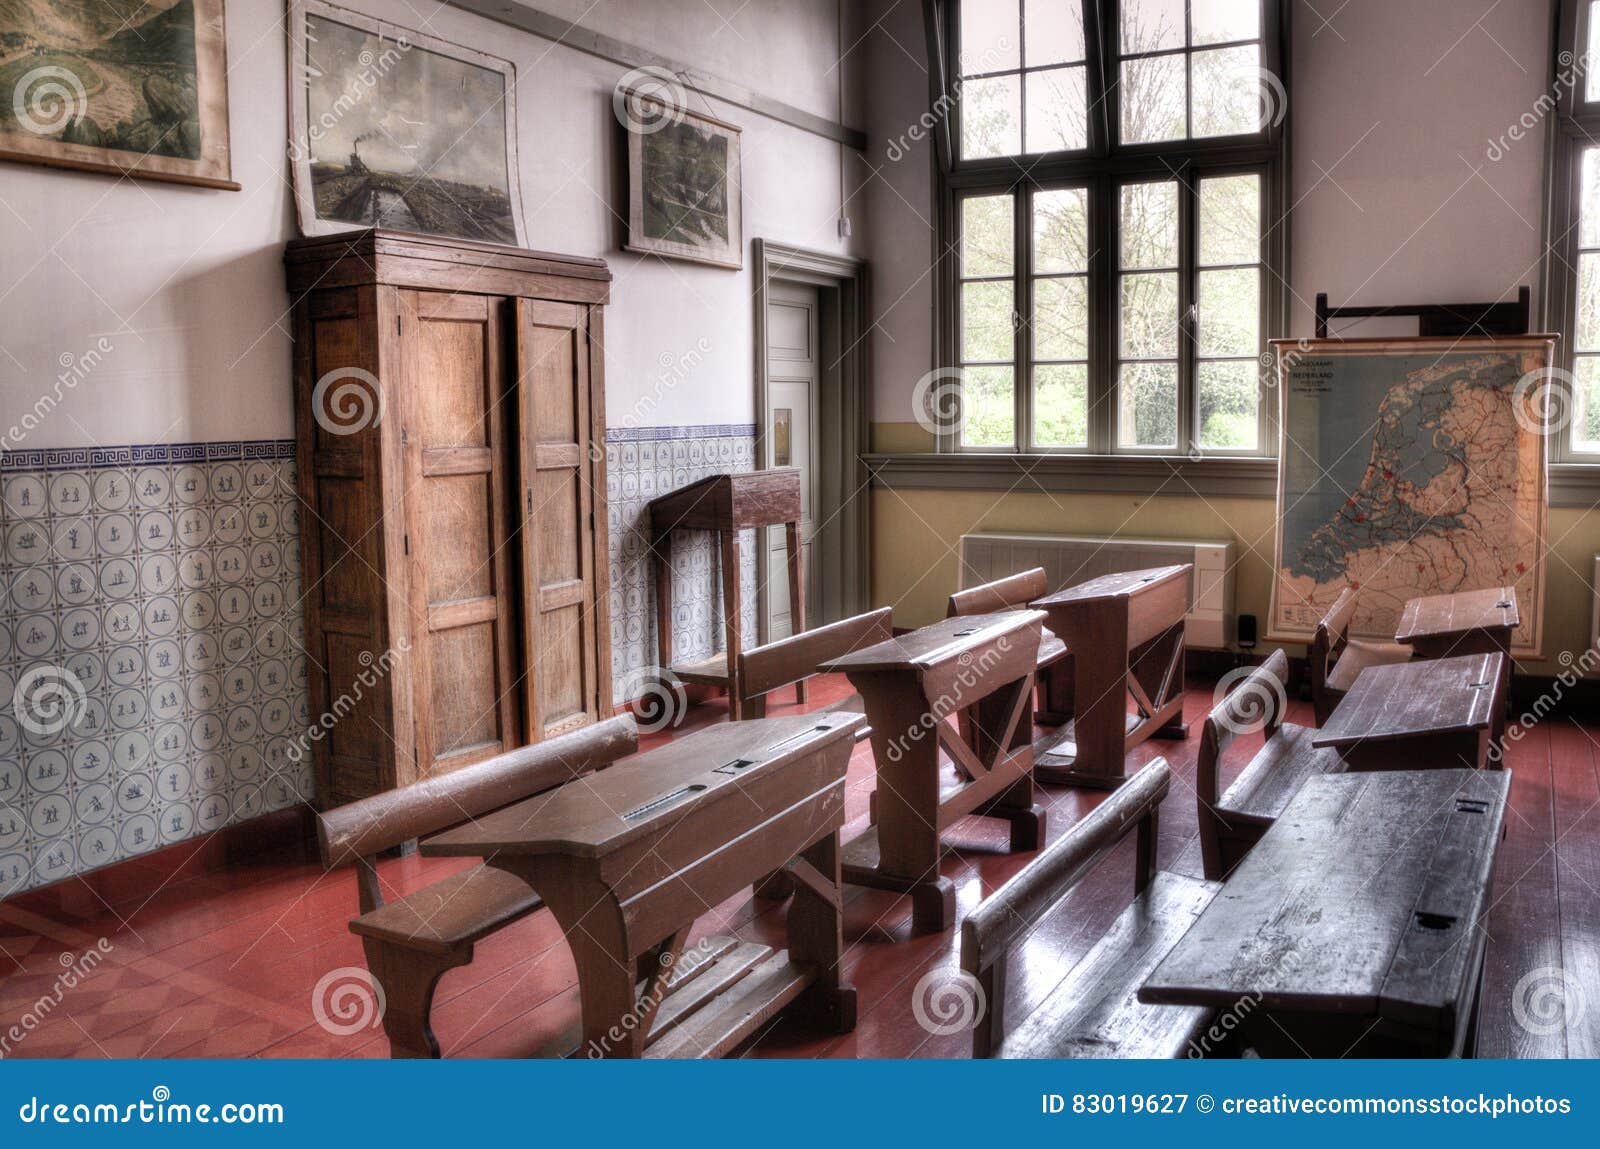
[752, 240, 871, 642]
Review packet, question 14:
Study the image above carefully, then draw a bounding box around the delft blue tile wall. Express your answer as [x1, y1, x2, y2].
[0, 426, 756, 896]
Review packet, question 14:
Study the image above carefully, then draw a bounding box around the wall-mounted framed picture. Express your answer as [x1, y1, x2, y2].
[0, 0, 237, 189]
[286, 0, 526, 246]
[623, 95, 742, 269]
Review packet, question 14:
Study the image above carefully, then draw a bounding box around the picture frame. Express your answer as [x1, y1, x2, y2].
[1267, 333, 1553, 657]
[286, 0, 527, 246]
[624, 95, 743, 269]
[0, 0, 237, 190]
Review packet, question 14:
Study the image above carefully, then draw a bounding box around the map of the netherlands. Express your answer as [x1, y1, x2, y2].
[1270, 337, 1550, 656]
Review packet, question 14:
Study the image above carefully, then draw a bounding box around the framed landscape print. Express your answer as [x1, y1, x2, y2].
[1268, 334, 1552, 657]
[625, 97, 742, 269]
[287, 0, 526, 246]
[0, 0, 236, 189]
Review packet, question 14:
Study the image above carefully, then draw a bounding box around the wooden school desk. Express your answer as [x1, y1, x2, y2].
[1397, 586, 1518, 742]
[1312, 652, 1504, 772]
[1029, 565, 1190, 788]
[1141, 769, 1510, 1057]
[423, 711, 862, 1058]
[820, 611, 1046, 932]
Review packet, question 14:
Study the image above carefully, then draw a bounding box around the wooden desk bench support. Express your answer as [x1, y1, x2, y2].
[737, 606, 892, 900]
[822, 612, 1048, 933]
[1197, 649, 1344, 880]
[315, 716, 639, 1058]
[1311, 587, 1412, 727]
[960, 759, 1220, 1058]
[422, 713, 864, 1058]
[1031, 565, 1190, 789]
[948, 568, 1073, 725]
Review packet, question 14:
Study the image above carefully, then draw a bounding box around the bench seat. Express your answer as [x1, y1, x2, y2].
[1217, 723, 1344, 826]
[1038, 629, 1069, 669]
[997, 873, 1219, 1059]
[348, 864, 542, 955]
[1324, 638, 1412, 694]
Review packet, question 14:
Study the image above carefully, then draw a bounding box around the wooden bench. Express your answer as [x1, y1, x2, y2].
[1196, 649, 1344, 880]
[948, 568, 1072, 723]
[316, 716, 638, 1058]
[735, 606, 893, 726]
[1310, 587, 1411, 726]
[959, 758, 1220, 1058]
[736, 607, 892, 901]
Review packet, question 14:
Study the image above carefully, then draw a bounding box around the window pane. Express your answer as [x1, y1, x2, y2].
[1576, 356, 1600, 450]
[963, 365, 1016, 446]
[1033, 187, 1089, 273]
[963, 280, 1016, 360]
[1192, 44, 1262, 137]
[1034, 277, 1088, 359]
[1025, 0, 1085, 65]
[962, 74, 1022, 158]
[1198, 268, 1259, 357]
[1121, 0, 1184, 53]
[1580, 253, 1600, 351]
[1582, 147, 1600, 248]
[1200, 174, 1261, 266]
[961, 0, 1021, 74]
[1120, 181, 1179, 268]
[1034, 364, 1089, 447]
[1120, 273, 1179, 357]
[1198, 361, 1260, 449]
[1118, 361, 1179, 448]
[1121, 54, 1186, 143]
[1192, 0, 1260, 45]
[1024, 66, 1087, 153]
[962, 195, 1015, 276]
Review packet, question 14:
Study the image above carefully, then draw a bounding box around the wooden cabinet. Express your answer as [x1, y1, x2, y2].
[285, 230, 613, 807]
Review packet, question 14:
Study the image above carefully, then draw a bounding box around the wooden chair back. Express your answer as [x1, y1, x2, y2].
[737, 607, 893, 713]
[1197, 649, 1290, 809]
[959, 758, 1171, 1057]
[317, 716, 638, 911]
[947, 567, 1049, 618]
[1310, 588, 1358, 718]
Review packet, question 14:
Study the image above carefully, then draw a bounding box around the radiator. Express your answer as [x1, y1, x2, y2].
[958, 532, 1237, 649]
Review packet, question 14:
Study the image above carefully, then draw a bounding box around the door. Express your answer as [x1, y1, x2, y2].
[515, 298, 604, 739]
[764, 282, 819, 640]
[399, 290, 524, 778]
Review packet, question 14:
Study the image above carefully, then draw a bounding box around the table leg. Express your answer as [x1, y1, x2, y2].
[1037, 637, 1129, 788]
[720, 529, 743, 719]
[787, 520, 806, 705]
[653, 535, 673, 672]
[787, 830, 855, 1033]
[567, 911, 648, 1059]
[973, 674, 1046, 852]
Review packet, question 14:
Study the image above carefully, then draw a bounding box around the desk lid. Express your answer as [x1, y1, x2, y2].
[1396, 586, 1520, 643]
[817, 610, 1044, 674]
[1031, 564, 1190, 607]
[1313, 652, 1503, 748]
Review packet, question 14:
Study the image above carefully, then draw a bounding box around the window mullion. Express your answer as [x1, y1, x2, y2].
[1016, 184, 1031, 452]
[1179, 164, 1197, 457]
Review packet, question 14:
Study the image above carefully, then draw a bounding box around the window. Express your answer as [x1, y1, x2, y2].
[939, 0, 1284, 457]
[1551, 2, 1600, 457]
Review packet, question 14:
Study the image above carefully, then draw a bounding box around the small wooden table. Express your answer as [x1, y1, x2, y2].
[1029, 565, 1190, 788]
[649, 469, 805, 717]
[1313, 653, 1503, 772]
[1141, 768, 1510, 1057]
[820, 611, 1046, 932]
[423, 711, 861, 1058]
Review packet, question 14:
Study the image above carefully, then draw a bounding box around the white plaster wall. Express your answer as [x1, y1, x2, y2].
[0, 0, 860, 449]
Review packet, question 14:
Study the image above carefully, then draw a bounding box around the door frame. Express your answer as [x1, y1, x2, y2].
[752, 239, 871, 638]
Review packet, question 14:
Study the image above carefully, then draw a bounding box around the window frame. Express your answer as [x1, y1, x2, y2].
[935, 0, 1289, 459]
[1548, 0, 1600, 462]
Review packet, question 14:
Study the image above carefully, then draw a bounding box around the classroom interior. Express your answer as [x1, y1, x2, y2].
[1, 0, 1598, 1061]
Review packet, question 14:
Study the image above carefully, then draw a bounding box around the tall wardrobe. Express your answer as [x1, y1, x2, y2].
[285, 230, 613, 807]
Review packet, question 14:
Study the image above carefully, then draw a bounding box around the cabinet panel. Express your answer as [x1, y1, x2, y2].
[517, 299, 601, 738]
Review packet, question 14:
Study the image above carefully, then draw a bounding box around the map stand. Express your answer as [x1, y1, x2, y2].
[1314, 286, 1529, 338]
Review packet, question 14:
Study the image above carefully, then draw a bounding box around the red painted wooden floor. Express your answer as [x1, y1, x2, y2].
[1, 676, 1595, 1059]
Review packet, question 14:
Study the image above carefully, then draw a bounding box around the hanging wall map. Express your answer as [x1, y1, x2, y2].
[1269, 335, 1553, 656]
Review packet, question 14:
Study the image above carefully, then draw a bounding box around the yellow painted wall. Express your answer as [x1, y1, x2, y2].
[868, 426, 1600, 669]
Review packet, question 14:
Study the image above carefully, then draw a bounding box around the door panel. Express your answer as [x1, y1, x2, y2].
[402, 290, 523, 776]
[516, 298, 602, 739]
[765, 283, 819, 640]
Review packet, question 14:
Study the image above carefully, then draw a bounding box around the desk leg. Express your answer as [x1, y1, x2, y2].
[565, 910, 647, 1058]
[1035, 656, 1073, 726]
[787, 520, 807, 705]
[1037, 639, 1128, 788]
[845, 683, 954, 932]
[720, 530, 743, 719]
[653, 536, 673, 671]
[973, 676, 1046, 852]
[787, 831, 855, 1033]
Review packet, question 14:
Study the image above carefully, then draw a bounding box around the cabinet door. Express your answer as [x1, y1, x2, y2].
[400, 290, 523, 776]
[515, 299, 603, 738]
